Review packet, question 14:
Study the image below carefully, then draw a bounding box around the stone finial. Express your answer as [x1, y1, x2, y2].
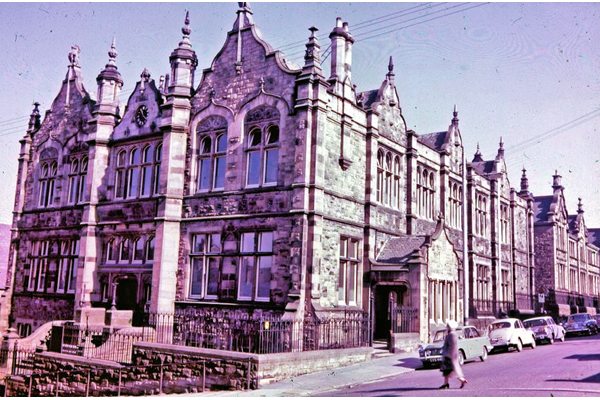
[140, 68, 151, 93]
[452, 104, 459, 126]
[159, 75, 165, 92]
[520, 167, 529, 193]
[496, 136, 505, 159]
[177, 10, 192, 49]
[577, 198, 584, 214]
[552, 170, 562, 189]
[28, 102, 41, 132]
[68, 45, 81, 67]
[472, 142, 483, 162]
[107, 36, 117, 66]
[386, 56, 395, 83]
[304, 26, 322, 66]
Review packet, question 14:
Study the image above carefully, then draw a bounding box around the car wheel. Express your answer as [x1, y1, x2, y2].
[480, 347, 488, 362]
[530, 337, 536, 349]
[458, 350, 465, 366]
[422, 361, 430, 369]
[548, 335, 554, 345]
[516, 339, 523, 352]
[559, 333, 565, 342]
[587, 329, 592, 336]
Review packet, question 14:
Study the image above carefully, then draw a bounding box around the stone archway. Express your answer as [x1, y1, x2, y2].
[374, 284, 409, 340]
[115, 277, 138, 311]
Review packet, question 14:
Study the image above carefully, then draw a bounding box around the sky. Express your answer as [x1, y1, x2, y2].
[0, 2, 598, 227]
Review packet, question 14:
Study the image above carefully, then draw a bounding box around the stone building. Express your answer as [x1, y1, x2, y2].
[533, 172, 600, 319]
[3, 4, 538, 344]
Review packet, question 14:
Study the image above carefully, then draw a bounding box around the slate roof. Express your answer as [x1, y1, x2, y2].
[417, 131, 446, 151]
[358, 89, 379, 110]
[588, 229, 600, 248]
[568, 215, 578, 232]
[533, 196, 553, 223]
[470, 160, 495, 175]
[376, 235, 426, 264]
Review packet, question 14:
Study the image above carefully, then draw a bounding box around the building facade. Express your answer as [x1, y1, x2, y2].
[533, 172, 600, 319]
[4, 5, 543, 343]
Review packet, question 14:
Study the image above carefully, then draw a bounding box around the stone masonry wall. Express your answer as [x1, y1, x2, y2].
[535, 225, 555, 295]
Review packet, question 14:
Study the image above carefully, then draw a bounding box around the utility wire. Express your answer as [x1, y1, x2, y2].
[274, 2, 438, 52]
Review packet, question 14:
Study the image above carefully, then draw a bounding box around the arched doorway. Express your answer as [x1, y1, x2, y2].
[374, 284, 408, 340]
[115, 277, 138, 311]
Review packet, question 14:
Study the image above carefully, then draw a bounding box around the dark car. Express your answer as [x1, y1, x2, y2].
[565, 313, 598, 336]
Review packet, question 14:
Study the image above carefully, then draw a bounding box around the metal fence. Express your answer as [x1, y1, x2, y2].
[143, 309, 371, 354]
[45, 309, 372, 360]
[389, 306, 419, 333]
[0, 346, 37, 376]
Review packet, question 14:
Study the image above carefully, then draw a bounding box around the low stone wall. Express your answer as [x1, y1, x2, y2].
[4, 343, 373, 395]
[256, 346, 372, 385]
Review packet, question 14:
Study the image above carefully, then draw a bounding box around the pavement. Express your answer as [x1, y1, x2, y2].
[199, 345, 423, 397]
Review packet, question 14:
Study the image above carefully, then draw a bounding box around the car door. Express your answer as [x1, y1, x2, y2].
[515, 319, 527, 344]
[461, 327, 476, 359]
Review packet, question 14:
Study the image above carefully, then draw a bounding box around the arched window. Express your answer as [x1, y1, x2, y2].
[245, 106, 280, 187]
[133, 237, 145, 263]
[106, 239, 117, 263]
[417, 166, 436, 219]
[154, 144, 162, 195]
[39, 162, 57, 207]
[145, 237, 155, 262]
[394, 156, 401, 209]
[115, 143, 161, 200]
[126, 148, 140, 198]
[119, 239, 131, 264]
[376, 151, 384, 203]
[67, 156, 88, 204]
[376, 149, 401, 209]
[141, 146, 153, 197]
[196, 116, 228, 192]
[115, 150, 127, 198]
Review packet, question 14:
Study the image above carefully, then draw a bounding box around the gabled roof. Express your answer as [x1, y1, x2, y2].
[568, 215, 578, 231]
[376, 235, 426, 264]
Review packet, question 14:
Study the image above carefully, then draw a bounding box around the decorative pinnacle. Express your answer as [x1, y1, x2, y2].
[388, 56, 394, 73]
[453, 104, 458, 118]
[182, 11, 191, 37]
[499, 136, 504, 149]
[309, 26, 319, 39]
[107, 36, 117, 66]
[28, 102, 41, 131]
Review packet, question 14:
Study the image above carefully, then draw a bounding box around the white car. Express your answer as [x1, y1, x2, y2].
[523, 316, 566, 344]
[488, 318, 536, 352]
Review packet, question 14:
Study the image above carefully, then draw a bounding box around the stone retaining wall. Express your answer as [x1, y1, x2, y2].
[4, 343, 373, 396]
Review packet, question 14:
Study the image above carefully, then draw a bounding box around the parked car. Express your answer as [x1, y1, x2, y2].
[418, 325, 492, 368]
[565, 313, 598, 336]
[488, 318, 536, 352]
[523, 316, 566, 344]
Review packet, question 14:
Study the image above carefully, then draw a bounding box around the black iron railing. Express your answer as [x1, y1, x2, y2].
[389, 306, 419, 333]
[47, 309, 372, 358]
[472, 298, 494, 315]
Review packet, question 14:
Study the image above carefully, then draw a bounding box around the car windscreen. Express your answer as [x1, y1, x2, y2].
[569, 315, 588, 322]
[433, 330, 447, 342]
[490, 322, 511, 330]
[524, 319, 546, 328]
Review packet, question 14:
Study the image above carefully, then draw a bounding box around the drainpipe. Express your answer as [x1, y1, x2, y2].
[461, 147, 469, 323]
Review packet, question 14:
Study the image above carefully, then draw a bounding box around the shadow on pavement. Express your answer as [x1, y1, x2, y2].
[564, 353, 600, 361]
[393, 357, 423, 370]
[548, 372, 600, 384]
[356, 386, 443, 395]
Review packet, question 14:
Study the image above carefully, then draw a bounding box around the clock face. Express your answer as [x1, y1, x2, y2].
[135, 105, 148, 127]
